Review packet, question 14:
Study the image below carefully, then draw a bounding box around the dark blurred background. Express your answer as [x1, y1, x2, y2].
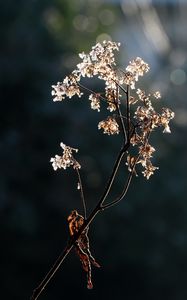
[1, 0, 187, 299]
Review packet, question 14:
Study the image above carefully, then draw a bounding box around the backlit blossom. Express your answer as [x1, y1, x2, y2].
[136, 89, 152, 108]
[47, 40, 176, 295]
[126, 155, 138, 176]
[50, 142, 81, 170]
[126, 57, 150, 78]
[141, 160, 159, 180]
[51, 40, 174, 180]
[125, 57, 150, 89]
[130, 133, 142, 146]
[98, 117, 119, 135]
[123, 71, 136, 89]
[105, 88, 118, 112]
[89, 94, 101, 112]
[137, 156, 159, 180]
[160, 108, 175, 133]
[77, 41, 120, 79]
[153, 91, 161, 99]
[51, 72, 82, 101]
[139, 143, 155, 159]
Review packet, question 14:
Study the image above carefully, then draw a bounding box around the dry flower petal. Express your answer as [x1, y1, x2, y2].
[50, 142, 81, 170]
[89, 94, 101, 112]
[98, 117, 119, 135]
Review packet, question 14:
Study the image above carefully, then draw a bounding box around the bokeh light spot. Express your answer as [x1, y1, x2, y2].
[96, 33, 112, 43]
[98, 9, 115, 26]
[121, 1, 138, 16]
[174, 108, 187, 127]
[43, 8, 64, 33]
[73, 14, 89, 31]
[170, 69, 186, 85]
[73, 15, 98, 33]
[169, 49, 187, 67]
[86, 16, 98, 32]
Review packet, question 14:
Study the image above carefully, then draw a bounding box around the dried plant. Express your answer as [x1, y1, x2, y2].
[31, 41, 174, 299]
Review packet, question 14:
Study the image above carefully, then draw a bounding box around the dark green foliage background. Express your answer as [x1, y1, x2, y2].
[0, 1, 187, 299]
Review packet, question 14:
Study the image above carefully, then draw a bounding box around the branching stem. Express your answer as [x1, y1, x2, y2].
[126, 85, 131, 141]
[31, 70, 134, 300]
[32, 40, 174, 300]
[31, 140, 132, 300]
[75, 168, 87, 219]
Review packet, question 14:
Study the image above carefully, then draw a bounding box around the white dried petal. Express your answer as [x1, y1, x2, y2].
[98, 117, 119, 135]
[50, 142, 81, 171]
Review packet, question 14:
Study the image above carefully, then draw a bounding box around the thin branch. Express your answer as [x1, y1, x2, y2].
[30, 200, 102, 300]
[126, 85, 131, 141]
[31, 95, 136, 300]
[115, 86, 127, 144]
[31, 71, 136, 300]
[34, 40, 173, 300]
[113, 113, 138, 132]
[107, 64, 127, 94]
[75, 168, 87, 219]
[112, 78, 127, 95]
[99, 148, 126, 206]
[30, 244, 74, 300]
[101, 127, 152, 211]
[78, 82, 108, 103]
[101, 172, 133, 210]
[30, 140, 131, 300]
[101, 155, 140, 210]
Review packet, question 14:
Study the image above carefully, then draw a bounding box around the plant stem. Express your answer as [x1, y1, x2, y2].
[101, 155, 140, 210]
[30, 244, 73, 300]
[31, 81, 133, 300]
[126, 85, 130, 141]
[75, 168, 87, 219]
[30, 140, 131, 300]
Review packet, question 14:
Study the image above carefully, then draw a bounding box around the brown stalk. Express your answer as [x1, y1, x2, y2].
[30, 85, 134, 300]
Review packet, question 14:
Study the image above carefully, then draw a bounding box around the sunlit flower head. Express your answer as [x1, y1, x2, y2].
[89, 93, 101, 112]
[50, 142, 81, 171]
[98, 117, 119, 135]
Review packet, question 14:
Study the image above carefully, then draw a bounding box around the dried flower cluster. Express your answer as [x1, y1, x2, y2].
[51, 40, 174, 180]
[125, 57, 150, 89]
[89, 93, 101, 112]
[33, 40, 175, 299]
[98, 116, 119, 135]
[125, 89, 174, 179]
[50, 142, 81, 171]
